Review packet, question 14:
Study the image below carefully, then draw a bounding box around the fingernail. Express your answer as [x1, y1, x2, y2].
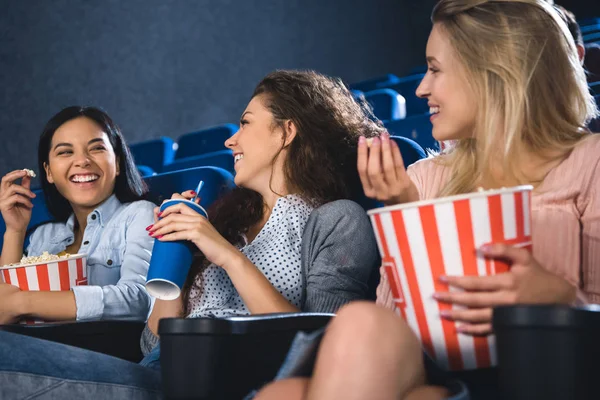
[440, 310, 451, 317]
[157, 235, 164, 239]
[190, 191, 196, 196]
[157, 212, 163, 218]
[479, 244, 493, 253]
[145, 225, 153, 231]
[358, 136, 365, 144]
[455, 324, 466, 333]
[439, 275, 448, 283]
[381, 134, 389, 142]
[372, 137, 380, 146]
[432, 293, 442, 300]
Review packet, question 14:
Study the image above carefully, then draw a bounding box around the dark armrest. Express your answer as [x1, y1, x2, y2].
[493, 305, 600, 400]
[159, 312, 333, 399]
[0, 320, 145, 362]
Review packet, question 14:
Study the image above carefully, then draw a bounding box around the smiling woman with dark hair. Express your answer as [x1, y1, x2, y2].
[0, 106, 155, 323]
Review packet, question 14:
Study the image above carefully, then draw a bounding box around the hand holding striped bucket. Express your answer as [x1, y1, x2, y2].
[0, 254, 87, 323]
[368, 185, 533, 371]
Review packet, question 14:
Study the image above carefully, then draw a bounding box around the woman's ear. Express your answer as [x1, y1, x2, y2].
[44, 162, 54, 184]
[282, 120, 298, 148]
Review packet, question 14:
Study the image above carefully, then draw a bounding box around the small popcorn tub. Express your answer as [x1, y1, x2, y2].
[0, 253, 87, 323]
[368, 185, 533, 371]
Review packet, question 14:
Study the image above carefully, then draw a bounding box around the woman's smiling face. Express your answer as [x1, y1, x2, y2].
[44, 116, 119, 212]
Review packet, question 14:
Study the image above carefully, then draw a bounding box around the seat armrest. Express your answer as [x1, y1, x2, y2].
[0, 320, 145, 362]
[159, 313, 333, 399]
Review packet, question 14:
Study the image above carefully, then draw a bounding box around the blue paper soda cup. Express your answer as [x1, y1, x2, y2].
[145, 199, 208, 300]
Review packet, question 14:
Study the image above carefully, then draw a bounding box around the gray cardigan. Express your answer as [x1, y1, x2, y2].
[141, 199, 379, 355]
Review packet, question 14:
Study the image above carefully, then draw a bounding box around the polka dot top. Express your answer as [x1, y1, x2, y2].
[186, 194, 314, 319]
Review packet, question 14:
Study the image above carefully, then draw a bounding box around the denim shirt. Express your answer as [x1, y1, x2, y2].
[26, 195, 156, 321]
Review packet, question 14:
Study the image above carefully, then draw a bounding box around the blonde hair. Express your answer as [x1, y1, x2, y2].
[431, 0, 599, 196]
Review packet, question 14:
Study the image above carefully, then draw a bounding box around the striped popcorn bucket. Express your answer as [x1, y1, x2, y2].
[0, 254, 87, 324]
[368, 185, 533, 371]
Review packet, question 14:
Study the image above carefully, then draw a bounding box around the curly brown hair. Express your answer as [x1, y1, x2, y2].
[180, 70, 385, 315]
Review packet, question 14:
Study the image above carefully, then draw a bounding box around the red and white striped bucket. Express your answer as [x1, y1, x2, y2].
[368, 185, 533, 371]
[0, 254, 87, 324]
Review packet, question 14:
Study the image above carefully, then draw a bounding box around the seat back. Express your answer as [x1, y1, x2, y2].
[136, 165, 156, 177]
[384, 74, 429, 116]
[364, 89, 406, 121]
[175, 124, 237, 160]
[585, 31, 600, 44]
[581, 24, 600, 35]
[350, 73, 400, 93]
[144, 166, 236, 208]
[384, 114, 438, 151]
[162, 150, 234, 175]
[579, 17, 600, 28]
[129, 137, 176, 173]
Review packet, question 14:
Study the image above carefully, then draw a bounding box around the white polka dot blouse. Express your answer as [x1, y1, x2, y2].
[187, 194, 314, 318]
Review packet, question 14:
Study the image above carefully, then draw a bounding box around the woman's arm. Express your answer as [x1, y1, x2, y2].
[0, 230, 26, 266]
[147, 297, 183, 335]
[70, 203, 155, 321]
[0, 285, 77, 324]
[222, 255, 300, 314]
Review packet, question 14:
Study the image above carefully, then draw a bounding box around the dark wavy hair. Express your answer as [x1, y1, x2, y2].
[181, 70, 386, 315]
[38, 106, 148, 221]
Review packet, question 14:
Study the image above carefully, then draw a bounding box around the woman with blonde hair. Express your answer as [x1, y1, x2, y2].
[256, 1, 599, 399]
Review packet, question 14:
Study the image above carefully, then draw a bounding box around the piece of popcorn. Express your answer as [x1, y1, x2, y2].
[366, 138, 374, 148]
[23, 169, 36, 178]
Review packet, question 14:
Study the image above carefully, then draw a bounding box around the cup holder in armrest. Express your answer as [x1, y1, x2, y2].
[492, 305, 600, 400]
[158, 313, 333, 400]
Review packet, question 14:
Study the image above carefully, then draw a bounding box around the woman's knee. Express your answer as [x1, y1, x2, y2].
[327, 301, 421, 359]
[254, 378, 309, 400]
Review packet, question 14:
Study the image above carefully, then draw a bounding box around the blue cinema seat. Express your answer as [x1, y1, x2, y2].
[136, 165, 156, 177]
[144, 166, 236, 208]
[364, 89, 406, 121]
[579, 17, 600, 28]
[350, 74, 401, 93]
[386, 74, 429, 116]
[175, 124, 238, 160]
[581, 24, 600, 35]
[385, 114, 439, 152]
[129, 137, 176, 174]
[585, 31, 600, 44]
[162, 150, 234, 175]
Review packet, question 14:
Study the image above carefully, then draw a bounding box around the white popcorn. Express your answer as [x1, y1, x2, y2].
[8, 251, 71, 266]
[23, 169, 36, 178]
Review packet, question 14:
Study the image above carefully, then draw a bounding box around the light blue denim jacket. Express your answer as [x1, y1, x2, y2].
[26, 195, 156, 321]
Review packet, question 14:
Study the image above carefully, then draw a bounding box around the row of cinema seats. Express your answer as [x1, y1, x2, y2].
[131, 75, 599, 179]
[0, 136, 426, 398]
